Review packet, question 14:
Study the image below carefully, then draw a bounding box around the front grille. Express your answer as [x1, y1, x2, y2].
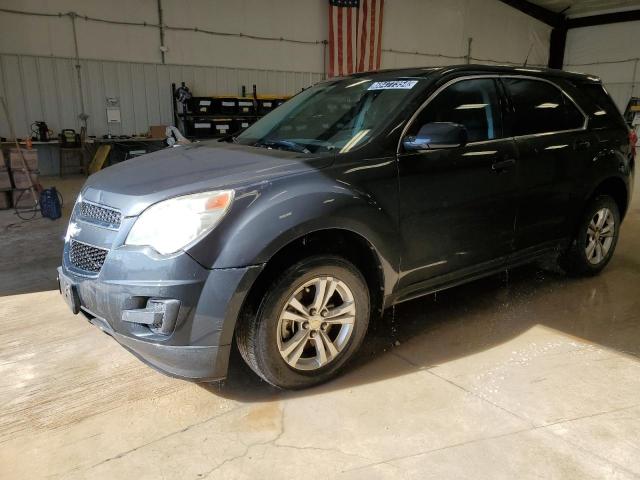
[78, 202, 121, 228]
[69, 240, 108, 273]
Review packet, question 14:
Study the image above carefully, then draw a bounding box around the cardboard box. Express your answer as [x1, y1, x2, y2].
[11, 170, 39, 189]
[12, 189, 37, 209]
[9, 148, 38, 170]
[0, 191, 10, 210]
[0, 169, 11, 190]
[148, 125, 167, 139]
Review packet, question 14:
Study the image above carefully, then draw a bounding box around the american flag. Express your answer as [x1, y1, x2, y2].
[328, 0, 385, 78]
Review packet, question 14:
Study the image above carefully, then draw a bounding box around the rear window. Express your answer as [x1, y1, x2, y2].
[503, 78, 585, 136]
[575, 82, 626, 130]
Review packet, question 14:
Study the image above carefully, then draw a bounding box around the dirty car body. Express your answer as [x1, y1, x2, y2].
[58, 65, 634, 383]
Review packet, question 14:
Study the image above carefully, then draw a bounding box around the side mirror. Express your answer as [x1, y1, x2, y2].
[402, 122, 468, 151]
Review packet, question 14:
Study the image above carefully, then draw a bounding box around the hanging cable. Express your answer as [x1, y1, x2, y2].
[1, 6, 552, 66]
[0, 7, 323, 46]
[381, 48, 466, 60]
[0, 7, 61, 18]
[565, 57, 640, 67]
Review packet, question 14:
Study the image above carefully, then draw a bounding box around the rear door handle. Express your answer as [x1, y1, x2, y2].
[491, 158, 516, 173]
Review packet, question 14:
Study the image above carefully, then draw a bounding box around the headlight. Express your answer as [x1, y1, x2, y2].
[125, 190, 234, 255]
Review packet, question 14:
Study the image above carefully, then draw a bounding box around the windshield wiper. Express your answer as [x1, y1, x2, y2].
[254, 139, 311, 154]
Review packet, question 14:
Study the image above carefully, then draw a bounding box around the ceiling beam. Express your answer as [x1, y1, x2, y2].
[496, 1, 640, 70]
[497, 0, 564, 27]
[548, 25, 567, 69]
[566, 9, 640, 29]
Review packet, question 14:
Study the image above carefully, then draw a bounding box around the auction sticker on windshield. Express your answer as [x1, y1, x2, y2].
[368, 80, 418, 90]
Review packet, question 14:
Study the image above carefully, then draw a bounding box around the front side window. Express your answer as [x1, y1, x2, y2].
[408, 78, 503, 143]
[235, 78, 424, 154]
[503, 78, 585, 136]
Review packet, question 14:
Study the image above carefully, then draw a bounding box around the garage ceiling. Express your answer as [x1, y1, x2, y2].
[528, 0, 640, 16]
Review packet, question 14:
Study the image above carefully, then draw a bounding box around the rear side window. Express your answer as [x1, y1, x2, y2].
[503, 78, 585, 136]
[575, 82, 626, 129]
[410, 78, 503, 143]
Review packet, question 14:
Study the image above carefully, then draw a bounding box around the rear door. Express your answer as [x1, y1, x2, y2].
[501, 77, 590, 252]
[397, 77, 518, 290]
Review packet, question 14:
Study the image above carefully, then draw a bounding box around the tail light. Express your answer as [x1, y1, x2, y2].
[631, 129, 638, 158]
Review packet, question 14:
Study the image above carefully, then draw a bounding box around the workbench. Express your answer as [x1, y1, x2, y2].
[0, 138, 166, 176]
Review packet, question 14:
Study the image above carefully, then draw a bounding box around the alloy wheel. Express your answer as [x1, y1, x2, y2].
[585, 207, 615, 265]
[276, 276, 356, 371]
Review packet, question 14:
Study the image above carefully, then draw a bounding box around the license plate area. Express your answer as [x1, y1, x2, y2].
[58, 268, 80, 314]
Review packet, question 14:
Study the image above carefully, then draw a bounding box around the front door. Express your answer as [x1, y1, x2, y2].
[397, 77, 518, 291]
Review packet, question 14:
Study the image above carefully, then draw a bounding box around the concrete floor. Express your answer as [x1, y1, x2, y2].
[1, 174, 640, 479]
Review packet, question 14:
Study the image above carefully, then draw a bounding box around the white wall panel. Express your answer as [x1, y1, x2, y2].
[0, 0, 551, 138]
[564, 21, 640, 110]
[379, 0, 550, 69]
[0, 53, 321, 138]
[0, 0, 326, 71]
[465, 0, 550, 66]
[1, 55, 29, 135]
[20, 56, 44, 125]
[0, 0, 159, 62]
[54, 58, 81, 133]
[156, 64, 173, 125]
[0, 0, 549, 72]
[116, 62, 136, 136]
[37, 57, 63, 130]
[161, 0, 326, 71]
[85, 60, 107, 136]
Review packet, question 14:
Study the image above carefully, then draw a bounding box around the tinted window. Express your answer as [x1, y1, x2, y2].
[411, 79, 502, 143]
[575, 82, 626, 129]
[564, 96, 585, 130]
[504, 78, 584, 136]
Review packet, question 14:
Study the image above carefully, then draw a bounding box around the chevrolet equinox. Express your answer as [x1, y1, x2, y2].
[58, 65, 635, 389]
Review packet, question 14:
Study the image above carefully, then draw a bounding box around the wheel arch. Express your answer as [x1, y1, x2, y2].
[235, 228, 388, 344]
[587, 176, 629, 220]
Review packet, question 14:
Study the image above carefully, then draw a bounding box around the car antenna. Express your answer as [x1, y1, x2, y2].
[523, 44, 534, 67]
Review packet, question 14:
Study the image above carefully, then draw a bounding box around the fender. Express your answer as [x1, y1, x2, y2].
[581, 145, 632, 217]
[186, 165, 401, 293]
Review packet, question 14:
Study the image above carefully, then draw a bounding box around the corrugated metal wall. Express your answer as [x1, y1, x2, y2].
[564, 21, 640, 112]
[0, 53, 323, 139]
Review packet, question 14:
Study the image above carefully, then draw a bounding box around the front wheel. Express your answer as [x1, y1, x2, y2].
[559, 195, 620, 276]
[236, 255, 370, 389]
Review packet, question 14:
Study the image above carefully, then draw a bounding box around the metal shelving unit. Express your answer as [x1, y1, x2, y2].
[171, 83, 288, 140]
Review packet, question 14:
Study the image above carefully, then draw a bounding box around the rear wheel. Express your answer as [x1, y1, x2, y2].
[236, 255, 370, 389]
[559, 195, 620, 276]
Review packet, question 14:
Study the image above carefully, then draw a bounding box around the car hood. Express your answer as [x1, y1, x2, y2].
[81, 141, 334, 216]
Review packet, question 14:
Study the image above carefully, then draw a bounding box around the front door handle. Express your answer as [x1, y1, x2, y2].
[575, 140, 591, 150]
[491, 158, 516, 173]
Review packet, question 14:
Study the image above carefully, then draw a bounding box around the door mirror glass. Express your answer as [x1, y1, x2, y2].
[402, 122, 468, 151]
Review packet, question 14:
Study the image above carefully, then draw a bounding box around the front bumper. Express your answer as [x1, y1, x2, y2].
[87, 313, 231, 381]
[58, 250, 263, 381]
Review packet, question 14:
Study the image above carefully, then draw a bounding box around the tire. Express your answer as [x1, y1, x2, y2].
[559, 195, 620, 276]
[236, 255, 370, 389]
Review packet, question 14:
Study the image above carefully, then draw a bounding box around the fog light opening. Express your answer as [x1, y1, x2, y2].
[122, 298, 180, 335]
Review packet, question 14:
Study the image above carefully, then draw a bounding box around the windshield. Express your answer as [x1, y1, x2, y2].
[235, 78, 424, 154]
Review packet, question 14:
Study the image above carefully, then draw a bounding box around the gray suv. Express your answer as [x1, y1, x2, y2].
[59, 65, 635, 389]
